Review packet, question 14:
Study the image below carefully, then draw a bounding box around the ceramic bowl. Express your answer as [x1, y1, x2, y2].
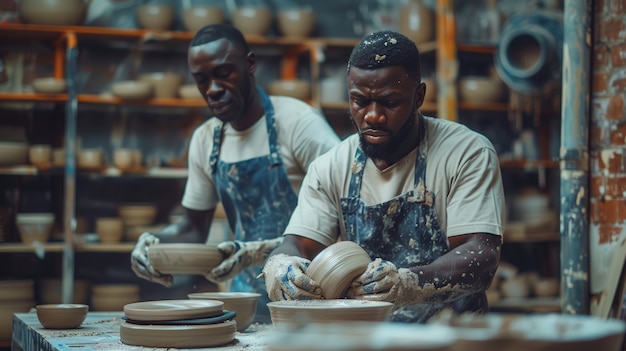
[118, 204, 157, 226]
[232, 6, 273, 36]
[52, 148, 65, 167]
[147, 243, 222, 275]
[136, 4, 174, 31]
[32, 77, 67, 94]
[95, 217, 124, 243]
[113, 148, 134, 169]
[499, 276, 530, 298]
[182, 6, 225, 33]
[277, 8, 316, 38]
[306, 241, 371, 299]
[188, 292, 261, 332]
[16, 213, 54, 244]
[533, 277, 559, 297]
[138, 73, 183, 99]
[28, 144, 52, 166]
[0, 142, 28, 166]
[36, 304, 88, 329]
[458, 76, 506, 103]
[77, 148, 103, 169]
[268, 80, 311, 101]
[178, 84, 203, 100]
[18, 0, 88, 26]
[111, 80, 153, 100]
[267, 300, 394, 331]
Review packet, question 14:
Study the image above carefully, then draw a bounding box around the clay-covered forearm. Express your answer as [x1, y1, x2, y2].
[408, 233, 501, 305]
[266, 234, 326, 261]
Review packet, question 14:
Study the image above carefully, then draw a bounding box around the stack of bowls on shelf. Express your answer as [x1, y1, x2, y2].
[0, 280, 35, 345]
[15, 212, 55, 244]
[90, 284, 140, 311]
[120, 299, 237, 348]
[38, 278, 90, 305]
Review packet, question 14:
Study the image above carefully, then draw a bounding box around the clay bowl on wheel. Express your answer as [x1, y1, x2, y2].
[188, 292, 261, 332]
[147, 243, 222, 275]
[267, 299, 393, 331]
[306, 240, 372, 299]
[36, 304, 88, 329]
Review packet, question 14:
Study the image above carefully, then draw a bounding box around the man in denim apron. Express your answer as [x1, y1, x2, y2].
[262, 31, 505, 323]
[131, 24, 340, 324]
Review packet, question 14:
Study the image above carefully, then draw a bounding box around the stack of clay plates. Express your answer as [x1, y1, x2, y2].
[120, 299, 237, 348]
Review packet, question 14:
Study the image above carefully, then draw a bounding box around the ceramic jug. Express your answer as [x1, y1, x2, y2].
[494, 10, 563, 94]
[398, 0, 434, 45]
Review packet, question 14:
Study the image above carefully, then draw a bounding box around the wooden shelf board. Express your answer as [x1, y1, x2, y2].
[78, 94, 206, 107]
[459, 101, 509, 111]
[0, 92, 67, 102]
[0, 242, 64, 253]
[500, 159, 559, 169]
[0, 165, 38, 175]
[457, 43, 497, 54]
[490, 297, 561, 313]
[75, 243, 135, 252]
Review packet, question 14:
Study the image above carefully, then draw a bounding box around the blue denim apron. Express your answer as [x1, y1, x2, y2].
[340, 123, 486, 323]
[209, 87, 298, 323]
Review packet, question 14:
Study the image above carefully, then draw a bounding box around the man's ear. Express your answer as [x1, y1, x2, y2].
[247, 52, 257, 75]
[415, 81, 426, 109]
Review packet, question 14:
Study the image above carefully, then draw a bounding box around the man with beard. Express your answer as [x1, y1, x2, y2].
[261, 30, 505, 323]
[130, 24, 340, 323]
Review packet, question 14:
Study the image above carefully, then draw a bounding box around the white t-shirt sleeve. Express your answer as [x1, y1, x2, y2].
[182, 121, 220, 211]
[445, 145, 504, 237]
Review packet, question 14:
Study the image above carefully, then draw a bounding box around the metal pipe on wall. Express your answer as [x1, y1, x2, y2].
[559, 0, 591, 315]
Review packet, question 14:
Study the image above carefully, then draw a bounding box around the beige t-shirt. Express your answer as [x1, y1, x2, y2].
[182, 96, 341, 211]
[285, 116, 505, 246]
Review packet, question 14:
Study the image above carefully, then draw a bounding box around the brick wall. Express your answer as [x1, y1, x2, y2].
[589, 0, 626, 314]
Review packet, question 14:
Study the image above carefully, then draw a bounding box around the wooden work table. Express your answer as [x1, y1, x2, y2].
[11, 311, 273, 351]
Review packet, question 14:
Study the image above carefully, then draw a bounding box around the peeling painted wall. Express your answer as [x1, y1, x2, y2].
[590, 0, 626, 300]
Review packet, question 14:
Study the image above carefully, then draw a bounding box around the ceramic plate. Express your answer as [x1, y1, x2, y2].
[120, 319, 236, 348]
[123, 299, 224, 321]
[122, 310, 236, 325]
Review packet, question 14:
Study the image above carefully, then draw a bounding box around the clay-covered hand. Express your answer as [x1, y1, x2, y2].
[261, 253, 322, 301]
[347, 258, 423, 307]
[205, 237, 284, 283]
[130, 232, 173, 287]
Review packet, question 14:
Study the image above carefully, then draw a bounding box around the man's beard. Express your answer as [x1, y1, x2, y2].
[354, 111, 417, 162]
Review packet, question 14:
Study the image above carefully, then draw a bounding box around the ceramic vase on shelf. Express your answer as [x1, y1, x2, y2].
[398, 0, 434, 45]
